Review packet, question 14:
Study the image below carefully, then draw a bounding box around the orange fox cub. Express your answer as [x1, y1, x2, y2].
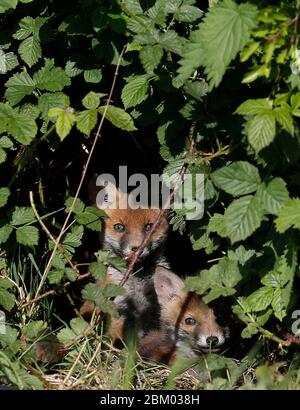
[89, 177, 169, 266]
[138, 267, 230, 364]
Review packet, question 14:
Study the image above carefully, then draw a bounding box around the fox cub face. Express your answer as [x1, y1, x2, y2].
[89, 177, 168, 261]
[154, 267, 230, 355]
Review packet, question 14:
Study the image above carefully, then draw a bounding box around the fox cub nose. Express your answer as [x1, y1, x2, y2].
[206, 336, 219, 347]
[131, 246, 138, 251]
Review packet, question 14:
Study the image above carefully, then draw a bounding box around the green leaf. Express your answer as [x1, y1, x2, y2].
[16, 226, 39, 246]
[246, 287, 274, 312]
[272, 285, 291, 321]
[139, 45, 163, 73]
[275, 198, 300, 233]
[235, 98, 272, 116]
[48, 108, 75, 141]
[0, 288, 15, 312]
[121, 75, 150, 109]
[5, 72, 36, 106]
[34, 60, 71, 91]
[0, 148, 6, 165]
[103, 283, 126, 298]
[89, 261, 106, 281]
[160, 30, 184, 55]
[99, 106, 137, 131]
[48, 269, 64, 284]
[75, 207, 102, 231]
[18, 36, 42, 67]
[76, 109, 98, 135]
[64, 197, 85, 214]
[0, 136, 13, 149]
[7, 111, 37, 145]
[247, 112, 276, 152]
[38, 92, 70, 120]
[22, 321, 47, 339]
[211, 161, 261, 196]
[0, 50, 18, 74]
[207, 213, 228, 238]
[11, 207, 35, 225]
[62, 225, 83, 249]
[274, 103, 294, 136]
[256, 178, 289, 215]
[175, 5, 203, 23]
[82, 91, 103, 110]
[0, 221, 13, 244]
[0, 0, 17, 13]
[176, 0, 258, 88]
[0, 187, 10, 208]
[65, 267, 77, 282]
[84, 68, 102, 83]
[13, 16, 34, 40]
[224, 195, 264, 243]
[108, 255, 127, 272]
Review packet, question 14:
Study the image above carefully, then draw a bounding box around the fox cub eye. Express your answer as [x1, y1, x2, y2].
[114, 223, 125, 232]
[144, 223, 153, 232]
[185, 317, 196, 325]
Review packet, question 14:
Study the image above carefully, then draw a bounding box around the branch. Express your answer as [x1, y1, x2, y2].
[30, 47, 126, 313]
[120, 132, 196, 287]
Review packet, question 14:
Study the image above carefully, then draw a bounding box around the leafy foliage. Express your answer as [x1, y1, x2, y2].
[0, 0, 299, 390]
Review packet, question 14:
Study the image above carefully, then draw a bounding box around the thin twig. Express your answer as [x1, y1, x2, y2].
[120, 135, 196, 287]
[30, 47, 126, 313]
[19, 272, 91, 309]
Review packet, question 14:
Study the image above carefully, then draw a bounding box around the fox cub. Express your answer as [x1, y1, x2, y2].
[138, 267, 230, 364]
[88, 176, 169, 271]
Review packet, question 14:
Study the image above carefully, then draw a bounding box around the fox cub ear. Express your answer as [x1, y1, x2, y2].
[154, 266, 184, 304]
[88, 174, 126, 209]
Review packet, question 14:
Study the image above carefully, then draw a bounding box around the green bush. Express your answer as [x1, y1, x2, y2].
[0, 0, 300, 389]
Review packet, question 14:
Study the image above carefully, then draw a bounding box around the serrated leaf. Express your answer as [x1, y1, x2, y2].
[7, 111, 37, 145]
[275, 198, 300, 233]
[0, 136, 13, 149]
[89, 261, 106, 281]
[121, 75, 150, 109]
[207, 213, 228, 237]
[103, 283, 126, 298]
[82, 283, 103, 303]
[75, 207, 102, 231]
[48, 108, 75, 141]
[18, 36, 42, 67]
[247, 112, 276, 152]
[82, 91, 103, 110]
[99, 105, 137, 131]
[139, 45, 163, 73]
[76, 109, 98, 135]
[34, 61, 70, 91]
[175, 5, 203, 23]
[224, 195, 264, 243]
[0, 187, 10, 208]
[0, 221, 13, 244]
[272, 285, 291, 321]
[0, 288, 15, 311]
[257, 178, 289, 215]
[11, 207, 35, 225]
[159, 30, 184, 55]
[235, 98, 272, 116]
[5, 72, 36, 106]
[183, 80, 208, 101]
[38, 92, 70, 120]
[48, 269, 64, 284]
[108, 255, 127, 272]
[246, 287, 274, 312]
[22, 321, 47, 339]
[0, 0, 17, 13]
[65, 60, 83, 77]
[13, 17, 34, 40]
[16, 226, 39, 246]
[211, 161, 261, 196]
[84, 68, 102, 83]
[62, 225, 83, 248]
[274, 103, 294, 136]
[65, 267, 77, 282]
[176, 0, 258, 88]
[64, 197, 85, 214]
[241, 323, 259, 338]
[0, 148, 6, 165]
